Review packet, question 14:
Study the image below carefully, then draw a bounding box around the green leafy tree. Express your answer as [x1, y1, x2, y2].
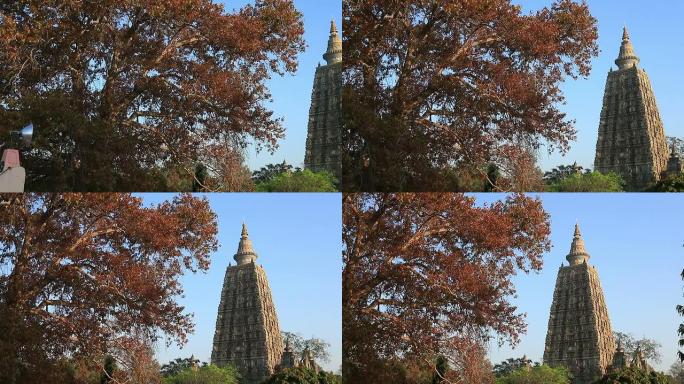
[161, 357, 204, 378]
[544, 163, 587, 184]
[593, 366, 674, 384]
[546, 171, 624, 192]
[493, 357, 536, 378]
[496, 364, 570, 384]
[164, 364, 239, 384]
[261, 367, 340, 384]
[648, 174, 684, 192]
[613, 332, 662, 364]
[255, 169, 337, 192]
[252, 162, 299, 184]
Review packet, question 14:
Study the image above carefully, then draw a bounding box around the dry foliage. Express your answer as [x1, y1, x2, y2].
[0, 193, 218, 383]
[0, 0, 305, 191]
[342, 193, 551, 382]
[342, 0, 599, 191]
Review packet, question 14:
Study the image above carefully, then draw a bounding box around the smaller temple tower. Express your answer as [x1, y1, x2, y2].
[279, 339, 297, 369]
[304, 20, 342, 179]
[543, 224, 616, 384]
[594, 27, 669, 190]
[609, 342, 628, 372]
[211, 224, 284, 384]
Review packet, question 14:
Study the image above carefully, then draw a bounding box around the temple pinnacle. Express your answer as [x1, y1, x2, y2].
[235, 222, 257, 265]
[567, 222, 590, 266]
[323, 19, 342, 65]
[616, 26, 639, 70]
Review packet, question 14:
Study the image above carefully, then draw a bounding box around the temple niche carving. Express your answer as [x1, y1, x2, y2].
[304, 20, 342, 180]
[594, 27, 670, 190]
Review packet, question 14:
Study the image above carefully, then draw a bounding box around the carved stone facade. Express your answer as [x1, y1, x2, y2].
[594, 27, 669, 190]
[211, 224, 284, 384]
[544, 224, 615, 384]
[304, 20, 341, 179]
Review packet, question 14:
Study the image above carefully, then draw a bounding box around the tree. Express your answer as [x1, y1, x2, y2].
[544, 163, 587, 184]
[101, 355, 117, 384]
[669, 361, 684, 384]
[679, 266, 684, 362]
[667, 137, 684, 156]
[342, 193, 551, 382]
[193, 164, 209, 193]
[252, 162, 298, 184]
[281, 332, 331, 363]
[614, 332, 662, 364]
[161, 357, 204, 378]
[342, 0, 599, 191]
[262, 367, 340, 384]
[493, 357, 537, 378]
[0, 0, 305, 191]
[546, 171, 624, 192]
[593, 366, 674, 384]
[497, 149, 546, 192]
[0, 193, 218, 383]
[432, 355, 449, 384]
[164, 364, 239, 384]
[255, 169, 337, 192]
[496, 365, 570, 384]
[648, 174, 684, 192]
[111, 339, 162, 384]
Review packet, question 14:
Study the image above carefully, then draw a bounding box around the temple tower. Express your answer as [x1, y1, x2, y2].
[543, 224, 615, 384]
[304, 20, 342, 179]
[211, 224, 284, 384]
[594, 27, 669, 190]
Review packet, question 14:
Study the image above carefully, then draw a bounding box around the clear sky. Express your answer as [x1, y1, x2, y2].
[219, 0, 342, 171]
[137, 193, 342, 372]
[514, 0, 684, 172]
[472, 193, 684, 373]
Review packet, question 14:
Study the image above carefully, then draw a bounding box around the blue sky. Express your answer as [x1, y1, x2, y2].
[514, 0, 684, 172]
[138, 193, 342, 372]
[219, 0, 342, 171]
[473, 193, 684, 372]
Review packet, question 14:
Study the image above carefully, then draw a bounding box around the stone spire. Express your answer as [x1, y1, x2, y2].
[595, 27, 669, 190]
[212, 223, 283, 383]
[615, 26, 640, 70]
[234, 222, 257, 265]
[566, 223, 590, 266]
[544, 223, 615, 383]
[304, 19, 342, 178]
[323, 20, 342, 65]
